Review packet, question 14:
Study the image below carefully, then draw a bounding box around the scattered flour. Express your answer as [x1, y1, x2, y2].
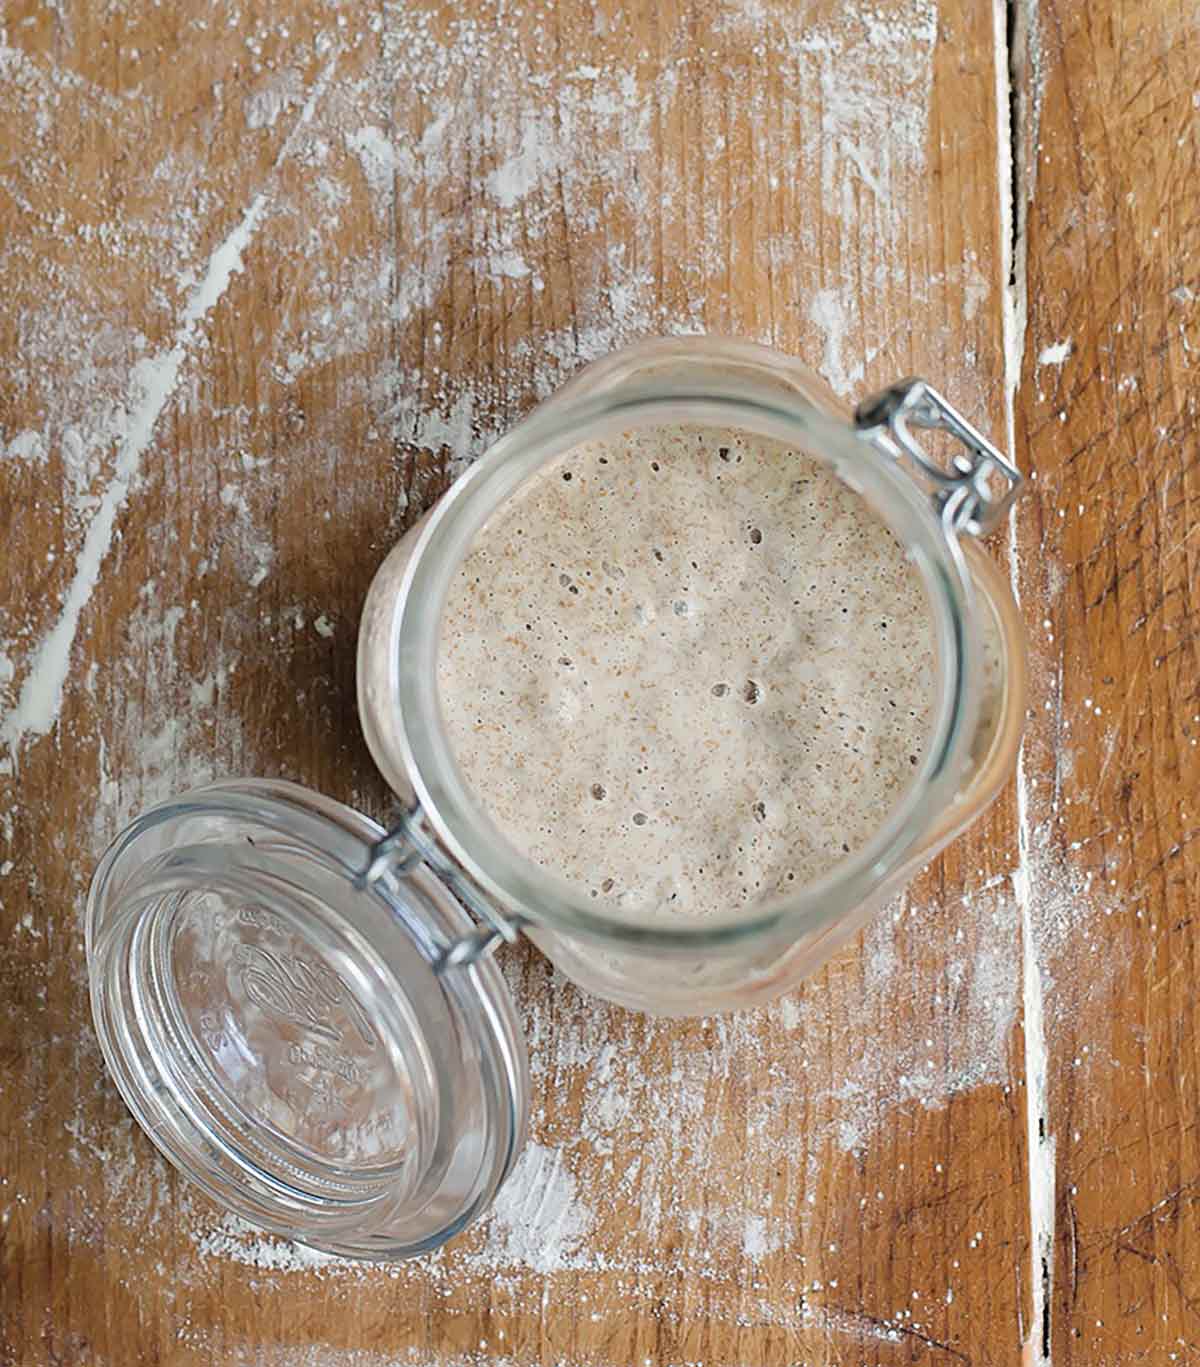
[219, 480, 276, 587]
[0, 0, 1123, 1343]
[466, 1142, 593, 1275]
[808, 287, 863, 397]
[742, 1213, 785, 1261]
[195, 1213, 343, 1273]
[1037, 338, 1073, 366]
[0, 61, 333, 752]
[3, 429, 49, 464]
[243, 68, 306, 132]
[345, 125, 402, 204]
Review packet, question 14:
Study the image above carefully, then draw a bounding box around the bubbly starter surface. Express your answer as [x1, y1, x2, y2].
[437, 424, 937, 922]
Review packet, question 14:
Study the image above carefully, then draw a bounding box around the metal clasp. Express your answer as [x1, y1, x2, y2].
[357, 805, 526, 972]
[854, 378, 1023, 536]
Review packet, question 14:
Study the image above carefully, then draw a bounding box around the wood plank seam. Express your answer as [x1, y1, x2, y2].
[999, 0, 1053, 1361]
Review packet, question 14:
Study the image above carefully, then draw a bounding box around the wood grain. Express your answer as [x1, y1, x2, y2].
[1012, 1, 1200, 1362]
[1, 0, 1029, 1363]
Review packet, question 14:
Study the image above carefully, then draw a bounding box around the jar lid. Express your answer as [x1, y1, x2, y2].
[86, 778, 528, 1260]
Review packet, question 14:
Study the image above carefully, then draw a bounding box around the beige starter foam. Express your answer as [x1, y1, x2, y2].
[437, 422, 937, 923]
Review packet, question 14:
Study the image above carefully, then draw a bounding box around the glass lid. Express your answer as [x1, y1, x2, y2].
[86, 778, 528, 1261]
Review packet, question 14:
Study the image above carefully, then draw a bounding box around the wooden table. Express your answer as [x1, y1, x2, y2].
[1, 0, 1196, 1361]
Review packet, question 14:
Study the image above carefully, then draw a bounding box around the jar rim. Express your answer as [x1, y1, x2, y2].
[376, 339, 982, 952]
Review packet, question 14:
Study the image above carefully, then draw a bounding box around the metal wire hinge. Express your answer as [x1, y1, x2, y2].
[356, 805, 526, 973]
[854, 378, 1024, 536]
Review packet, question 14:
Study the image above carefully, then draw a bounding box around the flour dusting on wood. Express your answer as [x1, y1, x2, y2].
[0, 0, 1089, 1356]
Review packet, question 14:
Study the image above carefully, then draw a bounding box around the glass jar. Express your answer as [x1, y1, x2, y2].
[88, 336, 1025, 1259]
[356, 337, 1026, 1015]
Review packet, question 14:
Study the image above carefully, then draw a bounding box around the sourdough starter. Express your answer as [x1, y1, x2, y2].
[437, 423, 937, 922]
